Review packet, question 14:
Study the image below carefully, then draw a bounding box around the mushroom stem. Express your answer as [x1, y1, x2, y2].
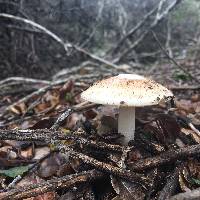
[118, 106, 135, 144]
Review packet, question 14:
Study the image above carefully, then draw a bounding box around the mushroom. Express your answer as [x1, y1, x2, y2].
[81, 74, 173, 144]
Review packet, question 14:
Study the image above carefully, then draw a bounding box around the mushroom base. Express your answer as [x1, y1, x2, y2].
[118, 106, 135, 144]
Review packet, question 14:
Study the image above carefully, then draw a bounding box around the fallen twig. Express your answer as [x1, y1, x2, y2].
[0, 77, 50, 86]
[69, 150, 149, 189]
[169, 85, 200, 90]
[151, 30, 200, 84]
[0, 170, 103, 200]
[0, 129, 127, 153]
[129, 144, 200, 171]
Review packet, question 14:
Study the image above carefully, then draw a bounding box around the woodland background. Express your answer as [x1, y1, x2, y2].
[0, 0, 200, 82]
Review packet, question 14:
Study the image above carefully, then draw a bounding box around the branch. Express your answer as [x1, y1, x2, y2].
[116, 0, 182, 63]
[0, 129, 127, 153]
[129, 144, 200, 171]
[0, 13, 119, 69]
[0, 170, 103, 200]
[0, 13, 68, 52]
[0, 77, 50, 86]
[151, 31, 200, 84]
[110, 4, 158, 55]
[70, 150, 149, 189]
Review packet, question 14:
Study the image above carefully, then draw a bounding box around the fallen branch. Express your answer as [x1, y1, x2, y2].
[0, 77, 50, 86]
[0, 170, 103, 200]
[129, 144, 200, 171]
[0, 129, 127, 153]
[151, 31, 200, 84]
[69, 150, 149, 189]
[169, 85, 200, 90]
[3, 78, 72, 113]
[0, 13, 69, 52]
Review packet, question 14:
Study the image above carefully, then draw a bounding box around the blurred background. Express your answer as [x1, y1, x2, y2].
[0, 0, 200, 85]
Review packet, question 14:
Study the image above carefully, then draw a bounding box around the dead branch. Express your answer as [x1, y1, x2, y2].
[151, 31, 200, 84]
[110, 4, 158, 55]
[169, 85, 200, 90]
[0, 13, 119, 70]
[3, 78, 71, 113]
[0, 129, 127, 153]
[116, 0, 182, 63]
[0, 77, 50, 86]
[129, 144, 200, 171]
[0, 170, 103, 200]
[69, 150, 149, 189]
[0, 13, 68, 52]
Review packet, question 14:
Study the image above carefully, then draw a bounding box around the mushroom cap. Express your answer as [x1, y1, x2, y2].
[81, 74, 173, 107]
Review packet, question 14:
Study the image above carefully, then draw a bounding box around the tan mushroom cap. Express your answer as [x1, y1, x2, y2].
[81, 74, 173, 107]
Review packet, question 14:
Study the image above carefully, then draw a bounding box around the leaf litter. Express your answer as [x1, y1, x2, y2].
[0, 71, 199, 200]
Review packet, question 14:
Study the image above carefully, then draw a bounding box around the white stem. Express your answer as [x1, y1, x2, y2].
[118, 106, 135, 144]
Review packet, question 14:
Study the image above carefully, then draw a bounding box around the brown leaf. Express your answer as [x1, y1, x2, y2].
[9, 102, 27, 115]
[144, 114, 180, 146]
[179, 170, 191, 192]
[59, 80, 74, 101]
[30, 118, 55, 129]
[20, 145, 34, 159]
[66, 113, 84, 130]
[56, 163, 74, 177]
[191, 94, 200, 102]
[38, 153, 62, 178]
[176, 100, 195, 114]
[97, 115, 118, 136]
[33, 147, 50, 160]
[181, 128, 200, 144]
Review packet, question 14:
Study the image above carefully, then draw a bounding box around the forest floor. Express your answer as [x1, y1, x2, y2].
[0, 57, 199, 200]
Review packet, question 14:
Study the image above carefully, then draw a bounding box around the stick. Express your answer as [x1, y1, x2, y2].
[169, 85, 200, 90]
[129, 144, 200, 171]
[50, 102, 98, 131]
[151, 30, 200, 84]
[70, 151, 149, 189]
[0, 77, 50, 86]
[0, 170, 103, 200]
[0, 129, 127, 153]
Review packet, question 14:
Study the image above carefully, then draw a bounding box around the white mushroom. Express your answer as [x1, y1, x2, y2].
[81, 74, 173, 144]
